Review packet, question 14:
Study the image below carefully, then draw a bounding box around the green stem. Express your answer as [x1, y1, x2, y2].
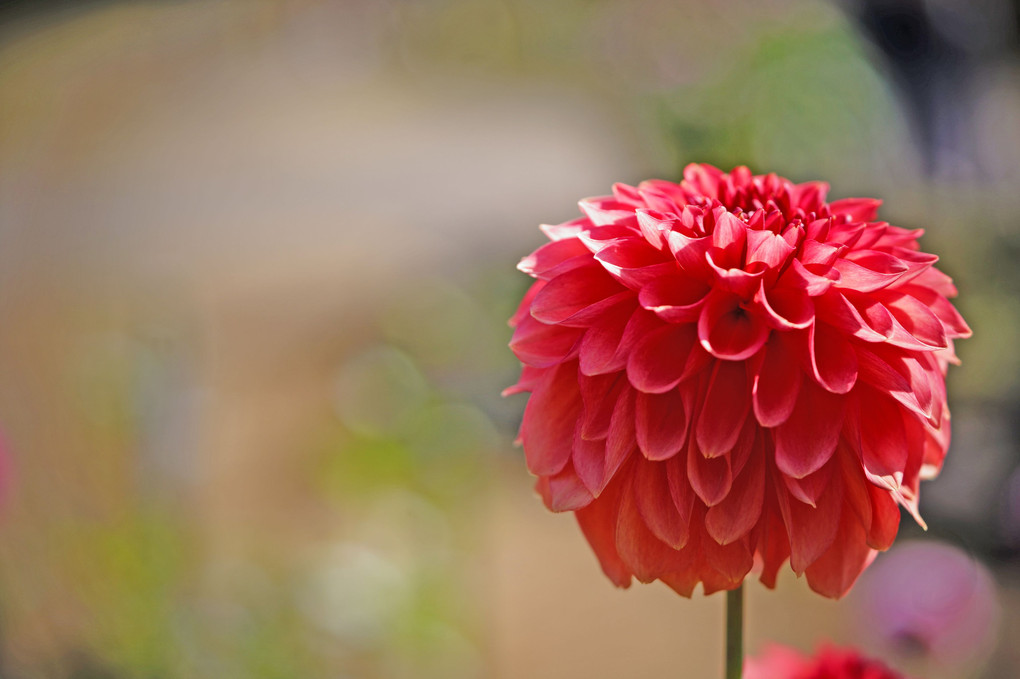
[726, 584, 744, 679]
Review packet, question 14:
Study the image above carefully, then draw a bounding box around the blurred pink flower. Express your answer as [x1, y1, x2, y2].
[507, 164, 969, 598]
[745, 644, 908, 679]
[854, 540, 999, 668]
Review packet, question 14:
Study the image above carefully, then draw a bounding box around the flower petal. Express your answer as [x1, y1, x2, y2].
[858, 388, 908, 480]
[578, 197, 637, 226]
[752, 333, 801, 427]
[509, 313, 583, 367]
[521, 362, 582, 476]
[595, 239, 677, 289]
[901, 285, 971, 338]
[807, 322, 858, 394]
[539, 217, 588, 241]
[605, 386, 638, 469]
[866, 483, 900, 550]
[706, 444, 764, 545]
[518, 238, 592, 280]
[536, 459, 594, 511]
[703, 537, 753, 589]
[829, 197, 881, 222]
[782, 459, 834, 507]
[746, 228, 795, 270]
[575, 475, 632, 587]
[696, 360, 750, 457]
[776, 471, 843, 574]
[530, 264, 626, 325]
[755, 282, 814, 330]
[711, 211, 748, 267]
[706, 250, 766, 298]
[774, 378, 846, 478]
[578, 372, 625, 440]
[636, 209, 676, 249]
[633, 458, 691, 549]
[616, 475, 686, 583]
[636, 387, 690, 461]
[572, 423, 610, 495]
[638, 274, 711, 323]
[814, 290, 890, 343]
[833, 251, 908, 293]
[698, 290, 771, 361]
[803, 507, 875, 599]
[577, 297, 638, 375]
[878, 291, 948, 349]
[687, 434, 733, 506]
[627, 324, 704, 394]
[666, 230, 712, 276]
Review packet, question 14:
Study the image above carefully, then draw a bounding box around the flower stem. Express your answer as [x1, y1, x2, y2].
[725, 584, 744, 679]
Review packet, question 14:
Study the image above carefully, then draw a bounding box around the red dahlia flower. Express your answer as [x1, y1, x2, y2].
[506, 164, 969, 598]
[745, 644, 908, 679]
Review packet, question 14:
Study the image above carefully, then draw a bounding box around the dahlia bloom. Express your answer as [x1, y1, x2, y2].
[745, 644, 908, 679]
[506, 164, 969, 598]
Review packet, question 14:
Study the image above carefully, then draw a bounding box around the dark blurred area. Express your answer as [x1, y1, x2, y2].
[0, 0, 1017, 677]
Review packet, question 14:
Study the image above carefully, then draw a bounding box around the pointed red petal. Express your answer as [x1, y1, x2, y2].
[605, 386, 637, 472]
[804, 508, 875, 599]
[636, 387, 690, 461]
[576, 475, 632, 587]
[782, 460, 834, 507]
[696, 360, 750, 457]
[698, 290, 771, 361]
[829, 197, 882, 222]
[572, 423, 609, 495]
[627, 324, 700, 394]
[776, 473, 843, 574]
[879, 291, 948, 349]
[577, 297, 637, 375]
[521, 362, 582, 476]
[859, 389, 908, 479]
[756, 489, 791, 589]
[866, 483, 900, 550]
[665, 450, 696, 524]
[615, 476, 685, 583]
[638, 274, 711, 323]
[688, 435, 733, 506]
[752, 333, 801, 427]
[636, 209, 675, 249]
[536, 459, 595, 511]
[703, 536, 754, 587]
[706, 444, 765, 545]
[539, 217, 588, 242]
[633, 458, 691, 549]
[666, 230, 712, 276]
[509, 280, 545, 328]
[518, 238, 591, 280]
[755, 283, 814, 330]
[901, 285, 971, 338]
[807, 322, 858, 394]
[746, 228, 795, 270]
[509, 313, 583, 367]
[595, 239, 677, 289]
[578, 372, 625, 440]
[832, 251, 908, 293]
[530, 264, 626, 325]
[774, 379, 846, 478]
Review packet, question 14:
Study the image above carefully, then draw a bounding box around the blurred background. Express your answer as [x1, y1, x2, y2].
[0, 0, 1018, 677]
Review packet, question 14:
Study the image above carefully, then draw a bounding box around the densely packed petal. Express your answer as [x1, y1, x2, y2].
[507, 164, 969, 598]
